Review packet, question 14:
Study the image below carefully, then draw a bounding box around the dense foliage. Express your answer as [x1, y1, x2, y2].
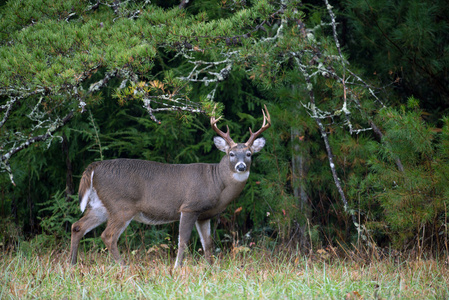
[345, 0, 449, 117]
[1, 0, 448, 256]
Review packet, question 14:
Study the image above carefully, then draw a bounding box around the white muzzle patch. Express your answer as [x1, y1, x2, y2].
[233, 171, 249, 182]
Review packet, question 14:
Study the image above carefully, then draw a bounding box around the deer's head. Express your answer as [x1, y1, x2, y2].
[211, 105, 271, 178]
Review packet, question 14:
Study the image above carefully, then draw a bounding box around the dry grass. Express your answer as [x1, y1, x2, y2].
[1, 248, 448, 299]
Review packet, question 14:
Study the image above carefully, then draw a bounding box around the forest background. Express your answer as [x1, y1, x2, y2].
[1, 0, 449, 260]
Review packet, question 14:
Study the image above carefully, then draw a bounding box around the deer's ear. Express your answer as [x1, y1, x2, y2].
[250, 137, 266, 153]
[214, 137, 229, 153]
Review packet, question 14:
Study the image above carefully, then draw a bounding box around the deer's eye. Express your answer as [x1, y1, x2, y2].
[246, 152, 252, 157]
[229, 152, 235, 157]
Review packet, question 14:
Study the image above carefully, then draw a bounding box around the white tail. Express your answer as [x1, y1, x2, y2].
[70, 105, 271, 267]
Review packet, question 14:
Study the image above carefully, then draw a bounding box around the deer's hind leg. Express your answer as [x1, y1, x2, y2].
[70, 206, 108, 265]
[100, 211, 134, 265]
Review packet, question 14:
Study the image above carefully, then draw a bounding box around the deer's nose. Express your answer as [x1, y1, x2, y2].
[235, 163, 247, 172]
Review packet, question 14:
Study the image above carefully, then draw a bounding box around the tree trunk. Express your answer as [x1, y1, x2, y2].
[62, 134, 74, 233]
[291, 127, 311, 251]
[291, 127, 309, 210]
[62, 134, 75, 201]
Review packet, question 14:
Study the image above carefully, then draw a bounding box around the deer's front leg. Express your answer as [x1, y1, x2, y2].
[195, 219, 213, 265]
[174, 212, 199, 268]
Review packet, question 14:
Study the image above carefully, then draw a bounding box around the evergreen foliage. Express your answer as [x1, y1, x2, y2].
[344, 0, 449, 115]
[1, 0, 448, 256]
[357, 101, 449, 250]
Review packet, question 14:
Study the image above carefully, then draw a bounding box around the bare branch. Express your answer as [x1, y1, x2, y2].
[0, 97, 17, 129]
[178, 51, 237, 85]
[297, 60, 357, 226]
[0, 65, 141, 183]
[1, 110, 75, 185]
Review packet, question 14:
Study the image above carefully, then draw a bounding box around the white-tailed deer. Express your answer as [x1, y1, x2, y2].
[70, 105, 271, 267]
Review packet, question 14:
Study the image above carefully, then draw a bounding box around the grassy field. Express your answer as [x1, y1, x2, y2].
[1, 248, 448, 299]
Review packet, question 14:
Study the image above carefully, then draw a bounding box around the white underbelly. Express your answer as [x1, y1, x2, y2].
[133, 212, 176, 225]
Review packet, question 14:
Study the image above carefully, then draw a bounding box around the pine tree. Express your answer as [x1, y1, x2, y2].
[345, 0, 449, 115]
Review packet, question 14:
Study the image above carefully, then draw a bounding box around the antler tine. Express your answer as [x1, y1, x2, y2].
[245, 105, 271, 147]
[211, 112, 237, 148]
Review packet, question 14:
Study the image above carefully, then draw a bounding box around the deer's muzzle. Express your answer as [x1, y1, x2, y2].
[235, 162, 247, 172]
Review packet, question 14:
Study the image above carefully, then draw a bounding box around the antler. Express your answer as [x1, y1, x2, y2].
[211, 109, 237, 148]
[245, 105, 271, 147]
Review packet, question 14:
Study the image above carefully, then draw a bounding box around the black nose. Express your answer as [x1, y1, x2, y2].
[236, 163, 246, 172]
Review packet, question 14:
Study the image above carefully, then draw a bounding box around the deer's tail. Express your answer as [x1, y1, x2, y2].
[78, 164, 96, 213]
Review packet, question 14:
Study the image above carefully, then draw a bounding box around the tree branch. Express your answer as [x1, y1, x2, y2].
[297, 60, 357, 223]
[1, 110, 75, 185]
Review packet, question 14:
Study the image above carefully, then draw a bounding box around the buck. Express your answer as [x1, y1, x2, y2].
[70, 105, 270, 267]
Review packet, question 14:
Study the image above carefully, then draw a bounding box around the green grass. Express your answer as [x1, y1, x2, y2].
[1, 248, 448, 299]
